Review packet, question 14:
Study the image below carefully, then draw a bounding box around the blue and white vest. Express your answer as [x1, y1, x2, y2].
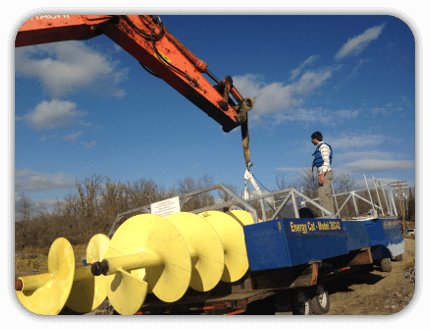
[312, 142, 333, 169]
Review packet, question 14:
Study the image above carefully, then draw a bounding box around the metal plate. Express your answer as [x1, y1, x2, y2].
[166, 212, 224, 292]
[66, 234, 110, 313]
[104, 214, 192, 311]
[17, 238, 75, 315]
[198, 211, 249, 283]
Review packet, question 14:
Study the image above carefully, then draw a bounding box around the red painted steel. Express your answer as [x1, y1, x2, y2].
[350, 248, 373, 265]
[311, 262, 319, 286]
[15, 15, 247, 132]
[15, 279, 23, 291]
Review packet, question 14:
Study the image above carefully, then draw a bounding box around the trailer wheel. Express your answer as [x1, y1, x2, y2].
[393, 254, 403, 261]
[310, 283, 330, 314]
[293, 288, 312, 315]
[380, 258, 392, 272]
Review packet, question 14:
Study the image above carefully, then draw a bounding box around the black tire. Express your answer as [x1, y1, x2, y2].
[310, 283, 330, 314]
[299, 207, 316, 219]
[393, 254, 403, 261]
[380, 258, 392, 272]
[293, 288, 312, 315]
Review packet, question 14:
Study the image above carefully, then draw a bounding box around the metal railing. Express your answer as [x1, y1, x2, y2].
[329, 176, 404, 219]
[108, 183, 258, 237]
[107, 177, 407, 237]
[108, 184, 335, 236]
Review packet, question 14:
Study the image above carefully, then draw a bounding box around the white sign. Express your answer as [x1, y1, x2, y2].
[150, 196, 180, 218]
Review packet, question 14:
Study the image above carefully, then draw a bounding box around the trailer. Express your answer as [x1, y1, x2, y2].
[127, 257, 368, 315]
[99, 183, 404, 315]
[16, 182, 405, 315]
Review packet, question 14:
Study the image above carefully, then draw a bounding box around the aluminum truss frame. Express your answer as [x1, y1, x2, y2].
[327, 178, 403, 218]
[108, 184, 337, 237]
[108, 183, 259, 237]
[107, 179, 405, 237]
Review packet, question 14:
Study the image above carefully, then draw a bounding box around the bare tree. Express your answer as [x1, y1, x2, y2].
[293, 167, 319, 199]
[175, 175, 215, 211]
[217, 183, 239, 202]
[126, 178, 160, 209]
[332, 172, 356, 193]
[15, 192, 32, 250]
[76, 174, 104, 229]
[275, 173, 292, 191]
[407, 186, 415, 223]
[280, 168, 358, 218]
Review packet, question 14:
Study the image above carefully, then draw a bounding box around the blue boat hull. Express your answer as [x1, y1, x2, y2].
[244, 218, 348, 271]
[244, 216, 404, 272]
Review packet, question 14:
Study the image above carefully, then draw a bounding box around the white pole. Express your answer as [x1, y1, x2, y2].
[372, 175, 382, 214]
[331, 181, 339, 216]
[363, 173, 375, 214]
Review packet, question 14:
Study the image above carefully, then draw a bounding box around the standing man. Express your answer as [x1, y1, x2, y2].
[311, 131, 335, 214]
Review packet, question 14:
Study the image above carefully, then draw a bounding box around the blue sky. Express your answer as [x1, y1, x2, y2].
[14, 14, 416, 210]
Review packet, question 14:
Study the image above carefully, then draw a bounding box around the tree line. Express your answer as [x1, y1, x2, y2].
[15, 169, 415, 250]
[15, 174, 229, 250]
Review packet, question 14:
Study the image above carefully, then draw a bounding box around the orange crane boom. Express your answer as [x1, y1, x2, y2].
[16, 15, 255, 135]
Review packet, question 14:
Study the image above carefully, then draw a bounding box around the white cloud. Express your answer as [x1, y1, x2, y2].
[32, 198, 64, 212]
[273, 108, 358, 126]
[329, 133, 387, 150]
[232, 74, 297, 118]
[347, 59, 368, 79]
[335, 110, 360, 119]
[39, 133, 58, 142]
[294, 70, 332, 94]
[82, 140, 96, 149]
[15, 170, 75, 191]
[64, 131, 83, 141]
[335, 150, 414, 173]
[335, 24, 385, 60]
[352, 177, 414, 191]
[16, 169, 40, 177]
[19, 99, 86, 130]
[233, 69, 333, 120]
[315, 132, 414, 175]
[336, 150, 398, 162]
[113, 44, 124, 53]
[290, 55, 319, 80]
[344, 159, 415, 172]
[371, 96, 412, 116]
[15, 41, 129, 98]
[372, 105, 403, 115]
[275, 166, 304, 172]
[335, 59, 368, 90]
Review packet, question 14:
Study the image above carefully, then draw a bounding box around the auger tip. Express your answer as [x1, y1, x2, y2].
[15, 279, 23, 291]
[91, 260, 109, 276]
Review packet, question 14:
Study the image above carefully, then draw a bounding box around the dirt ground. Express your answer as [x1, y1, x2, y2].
[15, 238, 415, 316]
[325, 236, 415, 315]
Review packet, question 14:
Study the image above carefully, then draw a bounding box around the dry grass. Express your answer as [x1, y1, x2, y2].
[20, 246, 49, 254]
[15, 255, 48, 272]
[15, 244, 88, 272]
[73, 244, 87, 256]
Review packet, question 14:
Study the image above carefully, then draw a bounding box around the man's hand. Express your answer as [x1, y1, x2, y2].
[319, 172, 325, 185]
